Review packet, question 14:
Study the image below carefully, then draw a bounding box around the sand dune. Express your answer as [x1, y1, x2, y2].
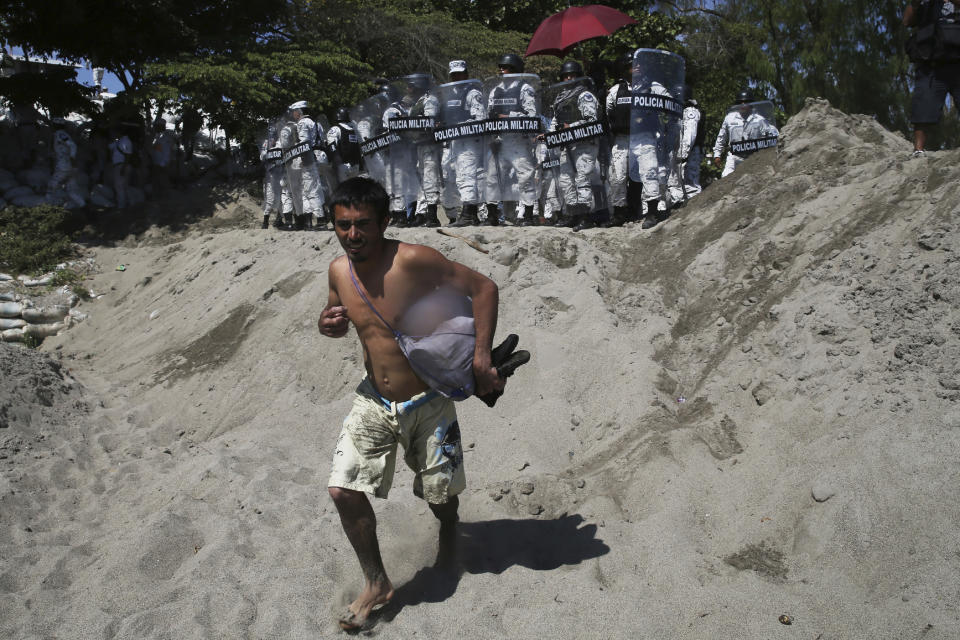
[2, 98, 959, 638]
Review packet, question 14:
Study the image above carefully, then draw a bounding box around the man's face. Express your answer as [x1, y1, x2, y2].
[333, 204, 388, 263]
[291, 109, 302, 121]
[561, 73, 576, 82]
[498, 65, 513, 76]
[450, 71, 468, 82]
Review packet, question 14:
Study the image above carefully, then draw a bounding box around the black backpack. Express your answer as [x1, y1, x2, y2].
[906, 0, 960, 63]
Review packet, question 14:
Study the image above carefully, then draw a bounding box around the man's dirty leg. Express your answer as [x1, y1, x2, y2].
[329, 487, 395, 629]
[429, 496, 459, 570]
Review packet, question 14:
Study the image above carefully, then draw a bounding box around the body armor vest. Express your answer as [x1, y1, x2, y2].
[553, 85, 586, 127]
[443, 84, 472, 124]
[610, 82, 632, 135]
[489, 82, 522, 117]
[335, 124, 362, 164]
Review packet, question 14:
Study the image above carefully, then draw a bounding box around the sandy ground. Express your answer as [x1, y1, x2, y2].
[2, 98, 959, 639]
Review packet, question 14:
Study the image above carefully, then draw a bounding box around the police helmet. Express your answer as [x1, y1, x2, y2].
[336, 107, 350, 122]
[406, 74, 431, 91]
[736, 90, 754, 104]
[560, 60, 583, 78]
[498, 53, 524, 73]
[617, 52, 633, 70]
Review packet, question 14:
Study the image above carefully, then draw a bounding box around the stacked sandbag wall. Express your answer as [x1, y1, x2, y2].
[0, 271, 90, 344]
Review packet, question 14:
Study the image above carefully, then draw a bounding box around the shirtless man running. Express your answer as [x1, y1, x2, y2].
[318, 177, 504, 631]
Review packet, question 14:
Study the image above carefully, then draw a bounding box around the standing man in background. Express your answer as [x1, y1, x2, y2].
[904, 0, 960, 156]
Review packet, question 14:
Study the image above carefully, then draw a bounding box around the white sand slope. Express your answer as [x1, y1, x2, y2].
[2, 98, 959, 639]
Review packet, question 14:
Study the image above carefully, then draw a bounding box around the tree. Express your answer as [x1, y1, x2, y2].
[671, 1, 920, 141]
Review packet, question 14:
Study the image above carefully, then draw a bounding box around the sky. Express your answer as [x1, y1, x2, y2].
[7, 46, 126, 94]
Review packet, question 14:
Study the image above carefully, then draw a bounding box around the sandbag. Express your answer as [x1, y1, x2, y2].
[11, 194, 46, 208]
[1, 328, 25, 342]
[0, 318, 26, 330]
[16, 167, 51, 190]
[3, 185, 33, 200]
[0, 291, 17, 302]
[19, 274, 53, 287]
[22, 306, 69, 323]
[0, 301, 24, 318]
[24, 321, 65, 338]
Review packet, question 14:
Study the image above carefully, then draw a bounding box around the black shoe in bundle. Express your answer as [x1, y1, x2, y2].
[261, 215, 270, 229]
[478, 334, 531, 408]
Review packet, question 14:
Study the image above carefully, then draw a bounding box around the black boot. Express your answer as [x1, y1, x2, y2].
[424, 203, 440, 227]
[556, 205, 578, 228]
[518, 204, 535, 226]
[295, 214, 306, 231]
[641, 200, 660, 229]
[273, 214, 285, 229]
[261, 214, 270, 229]
[602, 206, 627, 228]
[572, 210, 595, 232]
[450, 203, 477, 227]
[482, 203, 500, 226]
[282, 214, 296, 230]
[390, 211, 406, 227]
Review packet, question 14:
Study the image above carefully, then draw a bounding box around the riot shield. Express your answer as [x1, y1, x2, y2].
[279, 119, 306, 216]
[311, 113, 337, 204]
[482, 73, 541, 207]
[390, 74, 440, 214]
[350, 93, 390, 186]
[374, 76, 426, 212]
[434, 79, 487, 208]
[725, 100, 779, 157]
[542, 77, 607, 217]
[628, 48, 685, 205]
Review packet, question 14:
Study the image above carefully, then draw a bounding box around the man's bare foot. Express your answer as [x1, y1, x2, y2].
[338, 580, 394, 631]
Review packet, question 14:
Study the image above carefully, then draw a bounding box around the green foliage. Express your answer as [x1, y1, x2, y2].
[678, 0, 922, 143]
[0, 67, 97, 120]
[0, 204, 76, 275]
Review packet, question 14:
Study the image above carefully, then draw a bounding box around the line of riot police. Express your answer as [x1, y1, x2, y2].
[257, 50, 779, 231]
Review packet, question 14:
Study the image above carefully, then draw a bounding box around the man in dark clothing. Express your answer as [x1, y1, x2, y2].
[904, 0, 960, 156]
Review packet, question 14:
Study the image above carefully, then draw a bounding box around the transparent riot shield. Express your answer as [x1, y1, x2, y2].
[482, 73, 541, 207]
[279, 119, 306, 216]
[725, 100, 779, 157]
[389, 74, 440, 215]
[377, 76, 429, 212]
[350, 93, 390, 186]
[311, 113, 337, 204]
[434, 79, 487, 208]
[629, 48, 685, 207]
[259, 121, 284, 216]
[542, 77, 607, 217]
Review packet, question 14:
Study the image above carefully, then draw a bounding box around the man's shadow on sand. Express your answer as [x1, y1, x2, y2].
[376, 513, 609, 623]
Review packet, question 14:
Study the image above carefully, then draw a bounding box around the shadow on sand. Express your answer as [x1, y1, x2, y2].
[371, 514, 609, 627]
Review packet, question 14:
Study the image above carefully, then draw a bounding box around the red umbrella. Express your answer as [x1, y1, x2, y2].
[525, 4, 638, 58]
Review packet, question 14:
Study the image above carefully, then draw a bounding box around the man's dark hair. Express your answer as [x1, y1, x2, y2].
[330, 177, 389, 221]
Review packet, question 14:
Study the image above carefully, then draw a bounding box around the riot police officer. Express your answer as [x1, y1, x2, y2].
[288, 101, 326, 229]
[483, 53, 540, 226]
[439, 60, 486, 228]
[713, 90, 780, 177]
[544, 60, 603, 230]
[605, 52, 637, 226]
[327, 107, 363, 184]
